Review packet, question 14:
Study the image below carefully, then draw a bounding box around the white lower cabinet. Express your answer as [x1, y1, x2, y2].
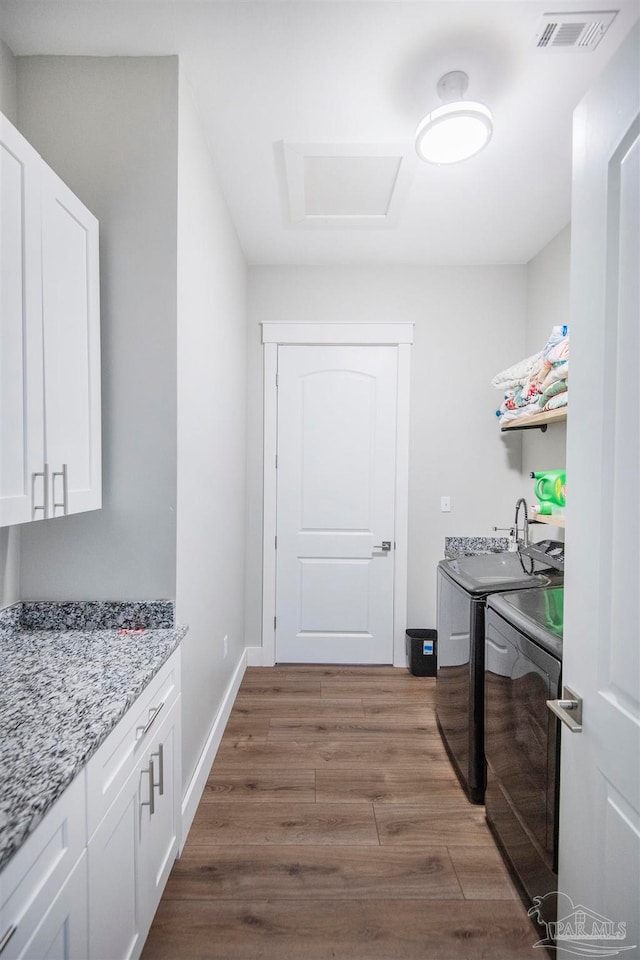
[0, 651, 182, 960]
[138, 701, 181, 930]
[87, 652, 182, 960]
[88, 764, 144, 960]
[0, 775, 87, 960]
[14, 854, 89, 960]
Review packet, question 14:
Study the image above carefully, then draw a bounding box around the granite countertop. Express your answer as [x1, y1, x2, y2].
[444, 536, 511, 558]
[0, 601, 188, 873]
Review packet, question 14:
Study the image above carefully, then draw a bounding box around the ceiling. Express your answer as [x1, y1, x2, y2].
[1, 1, 638, 265]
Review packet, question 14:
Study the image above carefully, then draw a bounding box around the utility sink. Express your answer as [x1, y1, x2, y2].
[444, 550, 560, 595]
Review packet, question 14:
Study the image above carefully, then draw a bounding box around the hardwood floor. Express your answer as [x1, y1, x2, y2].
[142, 666, 537, 959]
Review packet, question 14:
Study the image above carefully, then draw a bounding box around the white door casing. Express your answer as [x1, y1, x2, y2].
[261, 323, 413, 667]
[276, 345, 397, 664]
[559, 22, 639, 958]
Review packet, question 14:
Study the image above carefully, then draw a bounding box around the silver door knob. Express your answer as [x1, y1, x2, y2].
[373, 541, 392, 552]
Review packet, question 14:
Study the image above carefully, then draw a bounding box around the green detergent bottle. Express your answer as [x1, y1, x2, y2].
[530, 470, 566, 507]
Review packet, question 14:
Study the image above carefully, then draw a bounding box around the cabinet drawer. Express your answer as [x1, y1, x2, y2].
[86, 649, 181, 838]
[0, 772, 86, 957]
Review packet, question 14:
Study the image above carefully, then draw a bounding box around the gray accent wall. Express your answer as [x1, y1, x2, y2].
[0, 39, 17, 122]
[16, 56, 179, 601]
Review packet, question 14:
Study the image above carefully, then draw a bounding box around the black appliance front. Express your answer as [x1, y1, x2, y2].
[435, 553, 561, 804]
[484, 605, 562, 921]
[436, 569, 486, 802]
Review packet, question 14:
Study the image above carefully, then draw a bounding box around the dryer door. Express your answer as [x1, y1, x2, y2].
[485, 609, 561, 914]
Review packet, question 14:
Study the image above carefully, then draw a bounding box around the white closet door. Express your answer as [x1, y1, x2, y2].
[40, 164, 101, 517]
[275, 345, 398, 664]
[558, 24, 639, 958]
[0, 114, 44, 526]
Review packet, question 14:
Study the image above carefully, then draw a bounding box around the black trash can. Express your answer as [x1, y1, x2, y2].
[406, 628, 437, 677]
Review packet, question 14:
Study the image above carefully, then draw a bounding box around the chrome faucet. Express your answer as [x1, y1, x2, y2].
[514, 497, 529, 549]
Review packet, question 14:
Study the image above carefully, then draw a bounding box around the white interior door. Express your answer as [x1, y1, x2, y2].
[557, 24, 639, 958]
[275, 345, 398, 664]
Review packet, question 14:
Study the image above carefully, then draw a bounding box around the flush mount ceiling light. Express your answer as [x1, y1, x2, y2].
[415, 70, 493, 165]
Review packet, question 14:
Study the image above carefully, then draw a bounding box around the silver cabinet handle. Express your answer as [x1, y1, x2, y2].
[52, 463, 68, 516]
[373, 541, 392, 552]
[136, 702, 164, 741]
[547, 685, 583, 733]
[140, 759, 155, 815]
[32, 463, 50, 518]
[0, 926, 17, 956]
[152, 743, 164, 796]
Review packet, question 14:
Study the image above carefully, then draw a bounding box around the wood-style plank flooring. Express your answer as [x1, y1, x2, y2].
[142, 666, 538, 959]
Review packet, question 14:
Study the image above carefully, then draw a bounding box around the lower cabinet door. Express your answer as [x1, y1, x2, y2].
[8, 852, 88, 960]
[88, 766, 144, 960]
[139, 697, 181, 929]
[88, 696, 182, 960]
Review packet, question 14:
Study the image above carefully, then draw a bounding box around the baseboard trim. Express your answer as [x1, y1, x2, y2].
[245, 645, 264, 666]
[180, 649, 247, 851]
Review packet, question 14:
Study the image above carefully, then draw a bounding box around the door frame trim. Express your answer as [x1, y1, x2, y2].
[261, 322, 414, 666]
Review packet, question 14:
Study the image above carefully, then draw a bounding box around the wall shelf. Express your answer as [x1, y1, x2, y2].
[530, 514, 566, 529]
[500, 407, 567, 433]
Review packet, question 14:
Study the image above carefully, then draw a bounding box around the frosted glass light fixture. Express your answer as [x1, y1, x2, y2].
[415, 71, 493, 165]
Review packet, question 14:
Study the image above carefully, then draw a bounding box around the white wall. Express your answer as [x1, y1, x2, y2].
[0, 38, 17, 123]
[246, 265, 527, 636]
[16, 56, 179, 600]
[522, 225, 570, 542]
[176, 72, 248, 791]
[0, 39, 20, 609]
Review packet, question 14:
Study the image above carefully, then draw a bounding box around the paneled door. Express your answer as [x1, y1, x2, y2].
[558, 23, 639, 958]
[275, 345, 398, 664]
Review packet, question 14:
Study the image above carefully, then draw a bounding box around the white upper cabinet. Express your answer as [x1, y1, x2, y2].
[0, 112, 101, 527]
[0, 114, 45, 526]
[40, 164, 101, 518]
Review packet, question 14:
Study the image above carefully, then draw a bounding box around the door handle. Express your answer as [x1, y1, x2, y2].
[373, 541, 392, 552]
[32, 464, 50, 518]
[52, 463, 69, 516]
[140, 758, 155, 815]
[0, 925, 17, 956]
[547, 685, 583, 733]
[151, 743, 164, 796]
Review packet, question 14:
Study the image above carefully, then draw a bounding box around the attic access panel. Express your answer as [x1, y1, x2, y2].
[282, 142, 415, 227]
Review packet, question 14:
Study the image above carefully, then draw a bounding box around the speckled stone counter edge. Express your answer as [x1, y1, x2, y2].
[14, 599, 175, 631]
[444, 536, 510, 558]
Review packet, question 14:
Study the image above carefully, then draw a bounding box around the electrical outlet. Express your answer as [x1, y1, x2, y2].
[223, 634, 228, 658]
[440, 496, 451, 513]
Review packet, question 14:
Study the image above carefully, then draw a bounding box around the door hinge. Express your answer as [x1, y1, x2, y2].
[274, 615, 277, 630]
[276, 373, 279, 387]
[275, 453, 278, 469]
[275, 535, 277, 550]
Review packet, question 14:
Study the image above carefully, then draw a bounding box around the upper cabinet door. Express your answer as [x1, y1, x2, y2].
[0, 115, 45, 526]
[40, 164, 101, 518]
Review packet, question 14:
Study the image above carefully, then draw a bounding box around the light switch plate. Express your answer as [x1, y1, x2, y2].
[440, 496, 451, 513]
